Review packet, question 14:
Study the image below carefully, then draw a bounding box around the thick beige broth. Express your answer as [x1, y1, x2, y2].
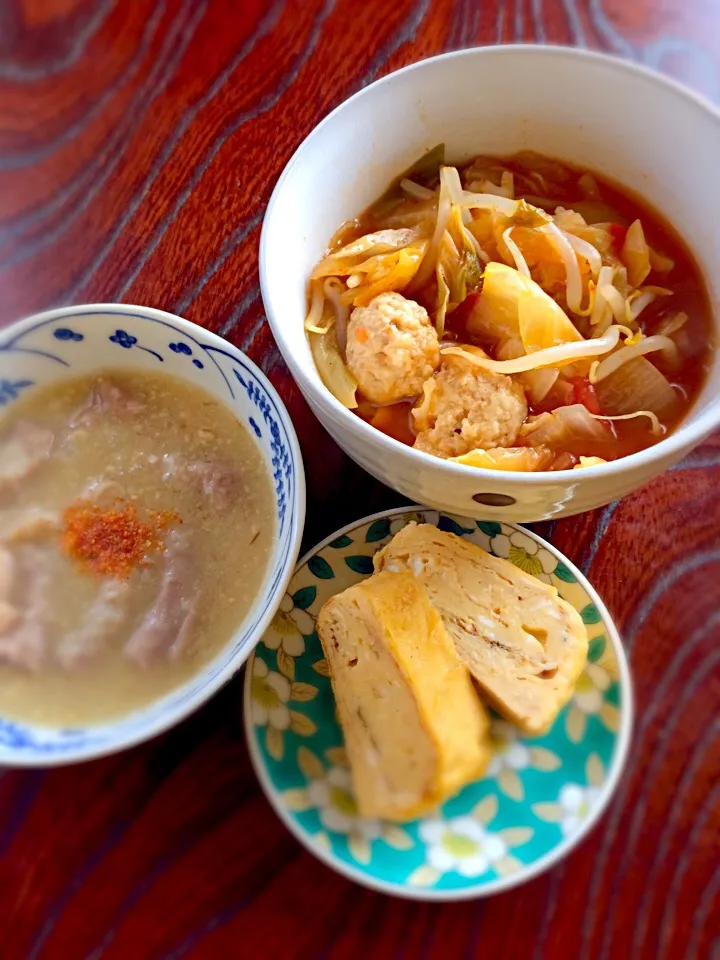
[0, 370, 275, 726]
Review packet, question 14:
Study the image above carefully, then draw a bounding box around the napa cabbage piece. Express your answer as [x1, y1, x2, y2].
[324, 278, 350, 353]
[339, 242, 428, 306]
[467, 262, 584, 353]
[627, 286, 672, 323]
[574, 456, 607, 469]
[448, 205, 486, 277]
[450, 446, 553, 471]
[621, 220, 651, 288]
[518, 404, 610, 447]
[496, 337, 559, 403]
[589, 410, 663, 435]
[309, 329, 358, 409]
[649, 246, 675, 274]
[656, 311, 688, 338]
[553, 207, 614, 253]
[311, 227, 428, 279]
[594, 356, 679, 419]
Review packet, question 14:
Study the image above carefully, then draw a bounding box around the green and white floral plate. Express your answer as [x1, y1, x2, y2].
[243, 508, 632, 899]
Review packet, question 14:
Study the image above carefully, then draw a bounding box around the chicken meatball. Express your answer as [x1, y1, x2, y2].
[345, 293, 440, 405]
[412, 357, 528, 458]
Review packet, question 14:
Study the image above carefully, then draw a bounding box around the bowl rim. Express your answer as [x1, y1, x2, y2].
[0, 302, 307, 766]
[243, 505, 634, 901]
[260, 44, 720, 485]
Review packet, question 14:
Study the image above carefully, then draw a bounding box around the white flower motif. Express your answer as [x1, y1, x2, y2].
[418, 816, 507, 878]
[558, 783, 602, 837]
[250, 658, 291, 730]
[486, 719, 531, 801]
[266, 593, 314, 656]
[487, 720, 531, 777]
[307, 765, 380, 839]
[574, 662, 611, 714]
[490, 530, 556, 583]
[566, 662, 618, 742]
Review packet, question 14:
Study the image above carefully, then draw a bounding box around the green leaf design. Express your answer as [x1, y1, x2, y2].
[277, 649, 295, 681]
[477, 521, 502, 537]
[291, 682, 318, 702]
[365, 518, 391, 542]
[292, 586, 317, 610]
[554, 561, 577, 583]
[588, 634, 606, 662]
[329, 534, 352, 548]
[308, 556, 334, 580]
[265, 725, 284, 761]
[344, 555, 374, 575]
[297, 746, 324, 780]
[312, 658, 331, 678]
[290, 711, 317, 737]
[438, 515, 474, 536]
[581, 603, 602, 625]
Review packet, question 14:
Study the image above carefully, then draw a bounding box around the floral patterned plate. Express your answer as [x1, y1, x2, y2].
[243, 508, 632, 899]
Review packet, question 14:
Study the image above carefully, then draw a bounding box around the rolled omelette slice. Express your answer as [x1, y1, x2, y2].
[374, 524, 588, 735]
[316, 570, 491, 822]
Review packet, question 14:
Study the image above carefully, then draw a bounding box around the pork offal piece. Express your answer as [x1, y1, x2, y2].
[0, 621, 45, 672]
[124, 530, 198, 667]
[162, 455, 243, 509]
[69, 378, 145, 428]
[181, 460, 243, 509]
[0, 545, 51, 671]
[0, 547, 18, 633]
[57, 580, 131, 671]
[0, 422, 54, 495]
[0, 546, 14, 598]
[0, 510, 59, 544]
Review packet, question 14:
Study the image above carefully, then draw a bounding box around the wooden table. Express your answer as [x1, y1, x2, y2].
[1, 2, 719, 957]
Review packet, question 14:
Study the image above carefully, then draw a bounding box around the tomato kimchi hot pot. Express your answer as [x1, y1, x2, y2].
[304, 149, 713, 473]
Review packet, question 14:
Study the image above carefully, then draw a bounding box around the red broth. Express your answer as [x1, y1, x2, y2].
[326, 152, 714, 469]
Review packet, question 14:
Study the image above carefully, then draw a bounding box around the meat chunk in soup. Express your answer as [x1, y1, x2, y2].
[346, 292, 440, 404]
[0, 621, 45, 672]
[412, 357, 527, 458]
[165, 457, 243, 509]
[124, 530, 198, 668]
[0, 546, 51, 671]
[57, 580, 131, 671]
[69, 378, 145, 428]
[0, 422, 54, 494]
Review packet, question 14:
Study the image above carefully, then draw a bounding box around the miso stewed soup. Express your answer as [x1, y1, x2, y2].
[306, 149, 713, 470]
[0, 370, 275, 726]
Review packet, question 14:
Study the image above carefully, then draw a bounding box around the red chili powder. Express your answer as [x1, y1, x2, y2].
[60, 499, 180, 578]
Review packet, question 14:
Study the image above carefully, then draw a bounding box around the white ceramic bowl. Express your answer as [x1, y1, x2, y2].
[0, 303, 305, 766]
[261, 45, 720, 522]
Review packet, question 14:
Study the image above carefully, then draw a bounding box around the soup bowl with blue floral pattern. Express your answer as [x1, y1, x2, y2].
[244, 507, 632, 899]
[0, 303, 305, 766]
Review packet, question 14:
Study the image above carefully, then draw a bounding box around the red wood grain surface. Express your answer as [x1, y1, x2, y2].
[1, 1, 719, 958]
